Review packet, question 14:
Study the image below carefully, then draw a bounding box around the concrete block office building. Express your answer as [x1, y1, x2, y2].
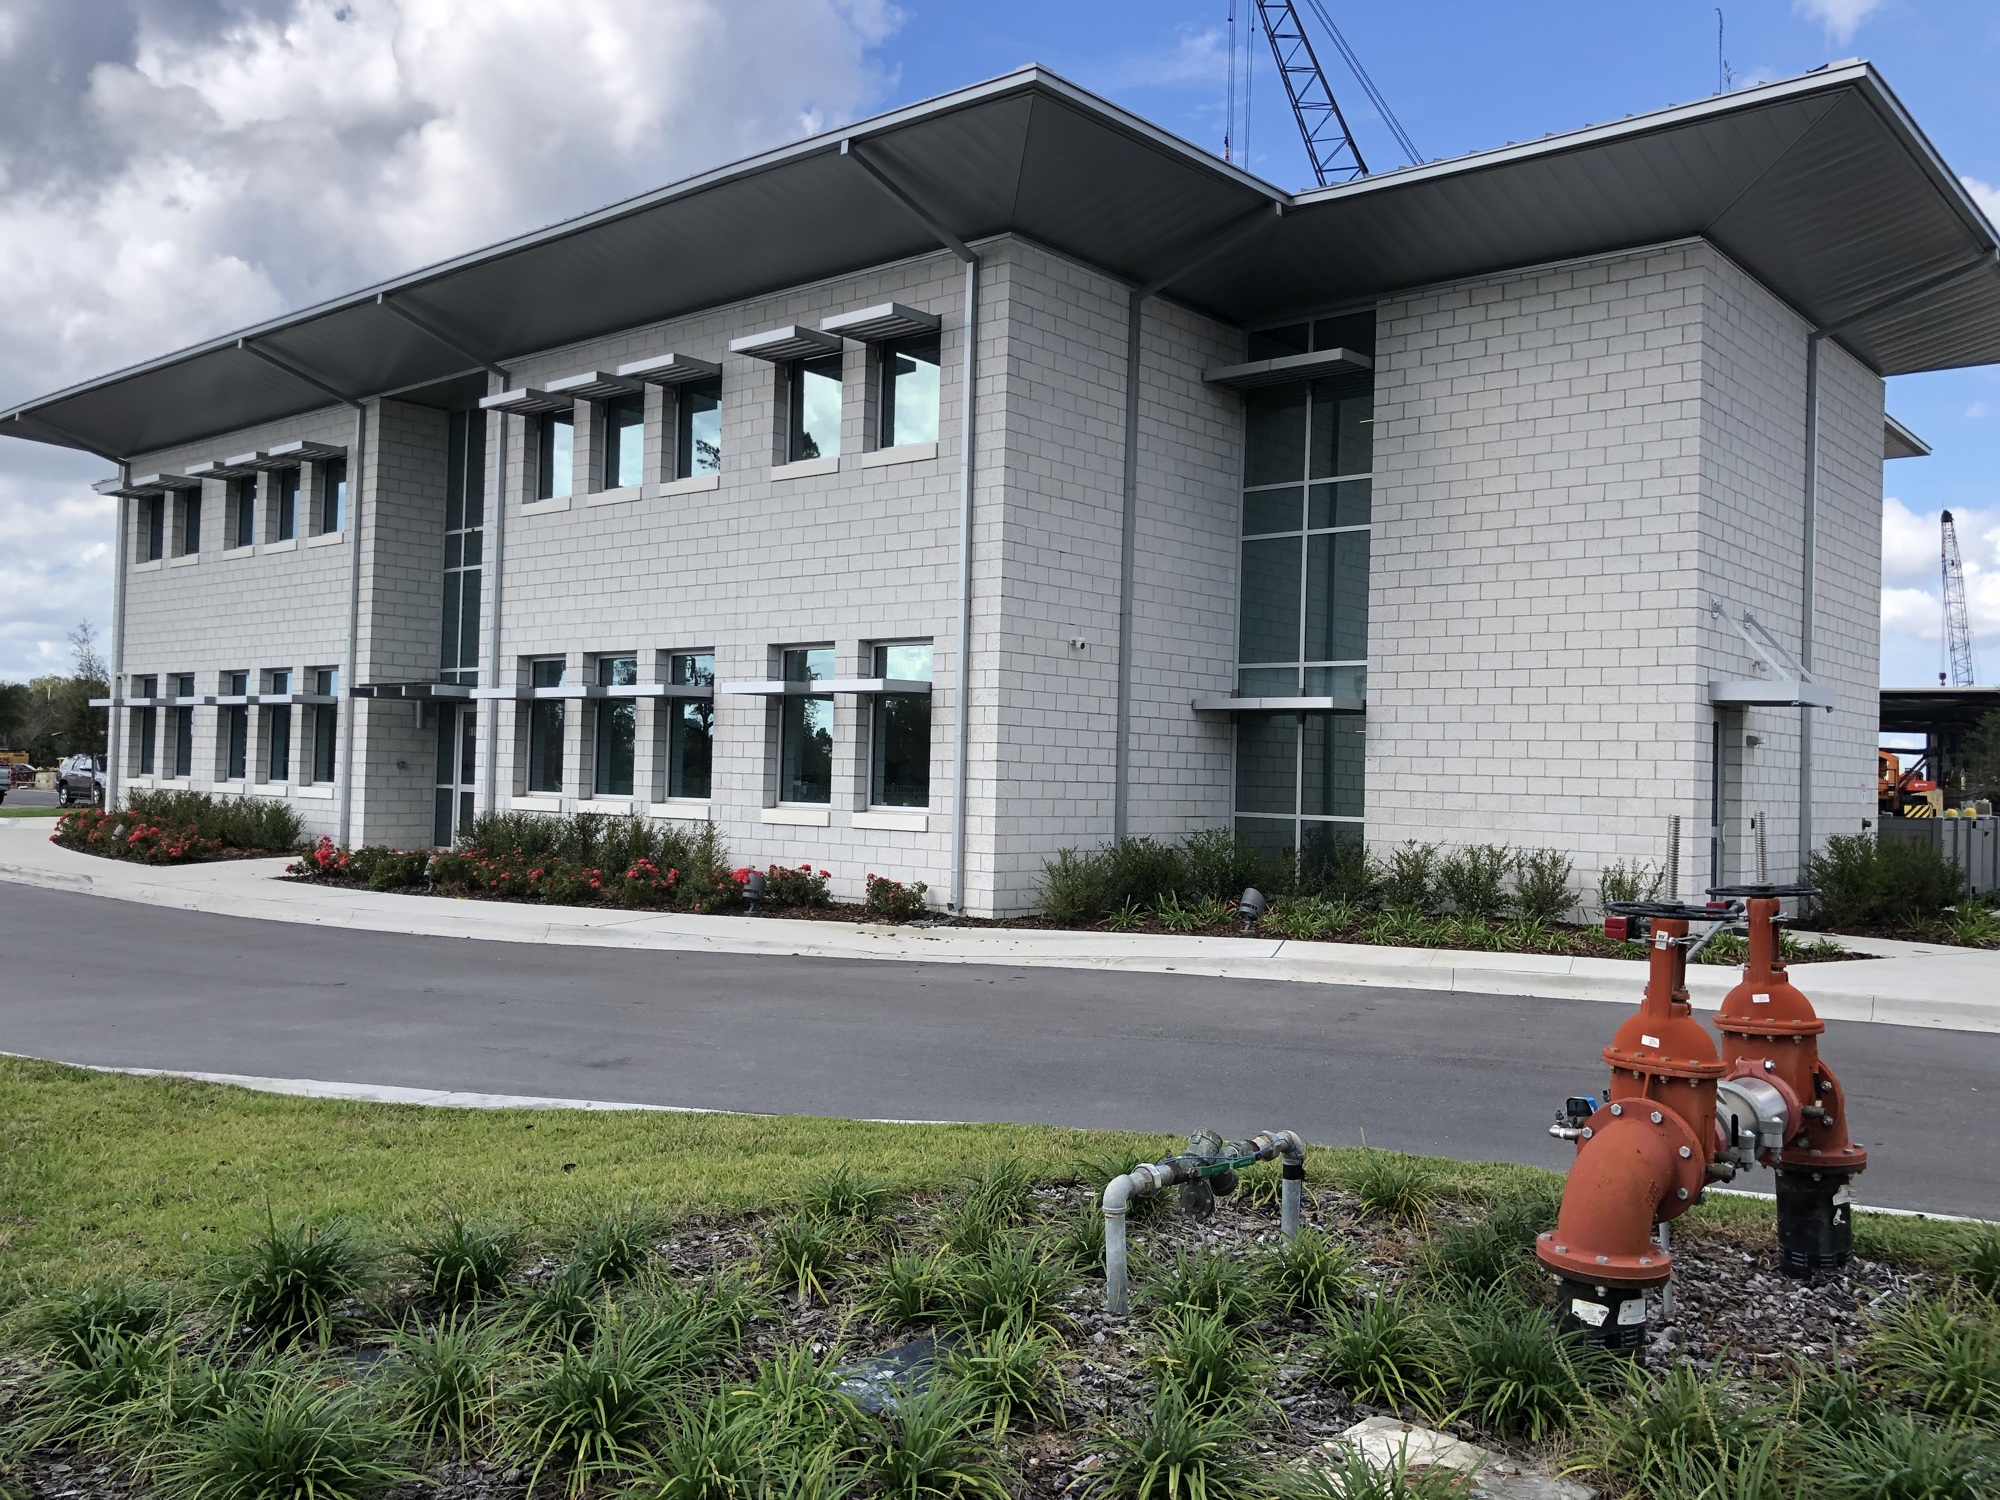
[9, 63, 2000, 917]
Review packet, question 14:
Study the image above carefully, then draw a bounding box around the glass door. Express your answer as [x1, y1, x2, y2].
[433, 704, 477, 847]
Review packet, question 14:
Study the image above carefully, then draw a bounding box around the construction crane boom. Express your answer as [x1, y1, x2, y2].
[1253, 0, 1367, 184]
[1941, 509, 1978, 686]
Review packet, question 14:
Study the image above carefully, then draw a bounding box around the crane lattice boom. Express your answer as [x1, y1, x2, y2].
[1942, 508, 1978, 686]
[1253, 0, 1366, 184]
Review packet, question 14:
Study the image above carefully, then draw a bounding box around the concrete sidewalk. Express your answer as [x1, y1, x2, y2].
[5, 818, 1997, 1032]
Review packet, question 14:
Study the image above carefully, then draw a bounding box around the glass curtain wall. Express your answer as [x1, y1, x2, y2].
[263, 670, 291, 784]
[440, 410, 485, 687]
[1234, 316, 1373, 876]
[527, 660, 565, 794]
[132, 676, 157, 775]
[311, 669, 338, 784]
[870, 643, 932, 807]
[222, 672, 248, 781]
[170, 675, 195, 778]
[593, 656, 638, 796]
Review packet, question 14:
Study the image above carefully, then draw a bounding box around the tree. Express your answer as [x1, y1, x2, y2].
[0, 680, 30, 751]
[8, 622, 109, 762]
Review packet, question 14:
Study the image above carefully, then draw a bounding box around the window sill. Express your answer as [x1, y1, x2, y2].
[255, 781, 289, 793]
[296, 784, 334, 800]
[520, 496, 572, 515]
[156, 778, 193, 789]
[306, 530, 345, 548]
[853, 809, 928, 832]
[169, 554, 200, 568]
[222, 545, 255, 560]
[655, 472, 722, 497]
[770, 456, 839, 481]
[647, 801, 711, 821]
[762, 805, 831, 826]
[577, 797, 637, 813]
[511, 794, 563, 812]
[264, 538, 298, 554]
[861, 441, 938, 469]
[133, 559, 163, 573]
[585, 484, 644, 508]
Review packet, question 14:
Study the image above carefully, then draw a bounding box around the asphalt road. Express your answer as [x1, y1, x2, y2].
[1, 883, 1992, 1217]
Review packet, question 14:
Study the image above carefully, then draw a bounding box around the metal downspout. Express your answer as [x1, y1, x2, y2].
[339, 403, 367, 846]
[1114, 290, 1143, 841]
[107, 462, 130, 810]
[1797, 332, 1821, 881]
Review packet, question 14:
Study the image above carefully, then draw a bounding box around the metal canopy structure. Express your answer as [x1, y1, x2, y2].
[5, 60, 1998, 461]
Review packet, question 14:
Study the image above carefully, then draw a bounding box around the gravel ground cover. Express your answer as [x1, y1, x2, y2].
[4, 1155, 1994, 1500]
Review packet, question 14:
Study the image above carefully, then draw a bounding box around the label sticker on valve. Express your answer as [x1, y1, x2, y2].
[1617, 1298, 1648, 1325]
[1753, 993, 1771, 1004]
[1641, 1035, 1661, 1049]
[1569, 1299, 1609, 1327]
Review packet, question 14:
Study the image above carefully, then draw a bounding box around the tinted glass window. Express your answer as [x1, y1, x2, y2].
[677, 379, 721, 478]
[789, 355, 842, 461]
[881, 334, 940, 448]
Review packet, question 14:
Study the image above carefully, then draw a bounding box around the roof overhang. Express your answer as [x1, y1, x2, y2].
[5, 60, 1997, 461]
[1883, 413, 1931, 459]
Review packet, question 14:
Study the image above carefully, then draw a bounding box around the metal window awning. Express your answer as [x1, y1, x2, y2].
[729, 325, 845, 363]
[601, 682, 716, 699]
[185, 457, 258, 480]
[352, 681, 475, 701]
[9, 60, 2000, 462]
[615, 353, 723, 386]
[545, 371, 642, 402]
[820, 302, 942, 343]
[719, 677, 931, 696]
[1884, 414, 1931, 459]
[1192, 694, 1366, 713]
[1202, 347, 1374, 390]
[1708, 679, 1838, 709]
[478, 388, 573, 416]
[267, 438, 347, 462]
[93, 471, 201, 498]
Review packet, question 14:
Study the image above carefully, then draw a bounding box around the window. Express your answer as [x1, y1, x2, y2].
[870, 642, 932, 807]
[310, 668, 338, 784]
[667, 652, 713, 799]
[318, 458, 347, 534]
[222, 671, 249, 781]
[170, 675, 195, 779]
[230, 477, 256, 549]
[141, 495, 164, 562]
[788, 356, 842, 461]
[676, 379, 721, 478]
[1233, 320, 1374, 871]
[592, 655, 637, 797]
[133, 675, 158, 776]
[778, 647, 834, 804]
[527, 659, 566, 793]
[440, 410, 485, 685]
[261, 670, 292, 783]
[602, 395, 645, 490]
[274, 467, 299, 541]
[177, 491, 202, 556]
[536, 412, 574, 499]
[880, 334, 941, 448]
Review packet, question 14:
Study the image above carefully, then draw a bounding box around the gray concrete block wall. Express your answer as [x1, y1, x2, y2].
[120, 406, 361, 841]
[1370, 244, 1720, 896]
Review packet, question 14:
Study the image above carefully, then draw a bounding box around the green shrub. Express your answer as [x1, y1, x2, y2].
[1144, 1248, 1272, 1327]
[1258, 1228, 1365, 1317]
[163, 1374, 409, 1500]
[865, 1380, 1010, 1500]
[1597, 858, 1663, 910]
[799, 1163, 893, 1226]
[570, 1202, 666, 1286]
[208, 1217, 375, 1347]
[762, 1214, 851, 1305]
[125, 788, 305, 850]
[1146, 1306, 1264, 1411]
[1966, 1227, 2000, 1299]
[1345, 1151, 1440, 1227]
[1298, 836, 1379, 906]
[10, 1276, 174, 1363]
[942, 1237, 1071, 1335]
[760, 864, 832, 907]
[446, 812, 735, 912]
[1381, 842, 1440, 912]
[1436, 845, 1513, 921]
[1810, 832, 1966, 932]
[385, 1314, 511, 1457]
[1800, 1407, 1998, 1500]
[864, 1246, 954, 1326]
[1861, 1288, 2000, 1426]
[1262, 895, 1352, 940]
[507, 1314, 687, 1496]
[1054, 1202, 1107, 1275]
[1440, 1295, 1585, 1442]
[1575, 1362, 1762, 1497]
[940, 1318, 1066, 1438]
[959, 1156, 1037, 1227]
[1315, 1295, 1443, 1414]
[1041, 847, 1114, 923]
[626, 1389, 778, 1500]
[1272, 1446, 1478, 1500]
[403, 1213, 521, 1308]
[1512, 848, 1575, 923]
[1039, 831, 1283, 921]
[864, 873, 930, 922]
[1422, 1221, 1529, 1292]
[1089, 1388, 1258, 1500]
[1179, 827, 1277, 906]
[18, 1326, 178, 1450]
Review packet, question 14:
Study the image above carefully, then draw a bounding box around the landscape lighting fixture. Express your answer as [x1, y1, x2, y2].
[1238, 887, 1267, 932]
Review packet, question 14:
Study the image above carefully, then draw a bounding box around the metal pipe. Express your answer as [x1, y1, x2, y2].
[337, 403, 367, 845]
[107, 462, 131, 811]
[1798, 332, 1821, 883]
[950, 254, 978, 914]
[1665, 814, 1681, 902]
[1113, 289, 1143, 841]
[481, 395, 508, 816]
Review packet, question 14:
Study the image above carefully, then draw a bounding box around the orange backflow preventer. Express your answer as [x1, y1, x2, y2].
[1714, 896, 1867, 1176]
[1537, 917, 1722, 1289]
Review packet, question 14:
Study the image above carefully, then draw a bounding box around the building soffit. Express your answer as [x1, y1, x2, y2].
[5, 60, 1997, 461]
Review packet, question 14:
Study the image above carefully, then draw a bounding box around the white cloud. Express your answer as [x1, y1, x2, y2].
[1881, 496, 1940, 586]
[0, 0, 899, 682]
[1793, 0, 1885, 44]
[1880, 498, 2000, 681]
[1966, 176, 2000, 230]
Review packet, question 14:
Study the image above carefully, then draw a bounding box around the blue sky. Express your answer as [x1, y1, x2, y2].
[0, 0, 1993, 686]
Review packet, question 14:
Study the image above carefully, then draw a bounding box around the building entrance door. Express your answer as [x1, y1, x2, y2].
[434, 703, 477, 847]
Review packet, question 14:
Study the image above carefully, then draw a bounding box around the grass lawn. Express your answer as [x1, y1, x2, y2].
[0, 1054, 1984, 1291]
[0, 805, 61, 818]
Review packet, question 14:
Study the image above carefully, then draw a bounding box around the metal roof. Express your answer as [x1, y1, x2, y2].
[5, 59, 1997, 460]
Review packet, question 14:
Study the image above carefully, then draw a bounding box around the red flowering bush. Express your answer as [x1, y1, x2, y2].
[619, 858, 679, 909]
[53, 808, 217, 865]
[864, 873, 930, 923]
[289, 836, 351, 878]
[760, 864, 832, 907]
